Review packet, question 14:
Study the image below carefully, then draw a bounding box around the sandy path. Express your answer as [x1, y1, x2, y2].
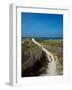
[32, 38, 57, 75]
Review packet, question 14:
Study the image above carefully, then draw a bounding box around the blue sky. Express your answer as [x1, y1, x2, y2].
[21, 12, 63, 38]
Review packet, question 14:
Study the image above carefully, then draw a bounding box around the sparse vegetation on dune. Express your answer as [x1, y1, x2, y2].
[36, 39, 63, 75]
[36, 39, 63, 47]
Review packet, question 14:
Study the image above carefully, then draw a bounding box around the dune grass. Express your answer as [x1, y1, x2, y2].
[22, 38, 63, 75]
